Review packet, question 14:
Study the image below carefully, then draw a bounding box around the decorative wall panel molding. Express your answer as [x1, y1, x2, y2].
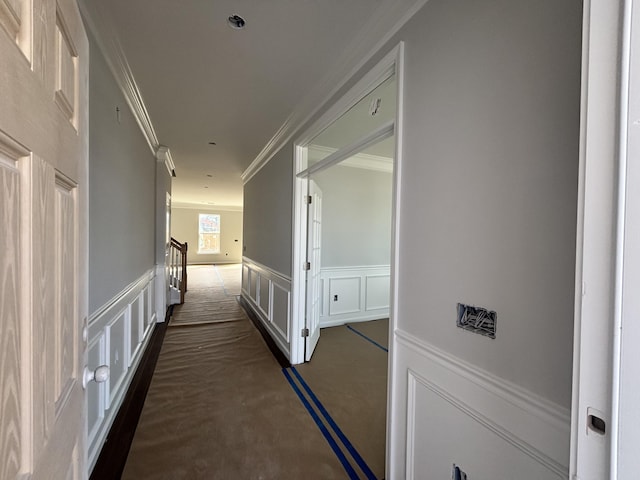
[241, 257, 291, 358]
[319, 265, 390, 327]
[87, 269, 157, 472]
[392, 329, 570, 479]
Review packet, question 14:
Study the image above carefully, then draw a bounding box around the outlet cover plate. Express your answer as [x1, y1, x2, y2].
[457, 303, 496, 339]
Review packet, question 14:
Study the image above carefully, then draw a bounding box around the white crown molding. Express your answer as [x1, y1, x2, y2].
[308, 144, 393, 173]
[171, 202, 243, 212]
[78, 0, 162, 158]
[241, 0, 429, 184]
[155, 145, 176, 177]
[342, 153, 393, 173]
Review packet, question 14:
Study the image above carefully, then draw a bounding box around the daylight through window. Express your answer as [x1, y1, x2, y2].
[198, 214, 220, 254]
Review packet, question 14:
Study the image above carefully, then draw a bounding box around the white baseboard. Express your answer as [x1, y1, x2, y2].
[321, 313, 389, 328]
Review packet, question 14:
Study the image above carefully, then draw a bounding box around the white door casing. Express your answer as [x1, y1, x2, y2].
[611, 0, 640, 476]
[0, 0, 89, 478]
[570, 0, 626, 478]
[305, 180, 322, 361]
[292, 46, 403, 367]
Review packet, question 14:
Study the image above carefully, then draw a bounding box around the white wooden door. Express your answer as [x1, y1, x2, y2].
[305, 180, 322, 361]
[0, 0, 89, 478]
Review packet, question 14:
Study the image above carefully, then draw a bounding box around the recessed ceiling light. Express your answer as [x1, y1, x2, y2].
[204, 186, 209, 189]
[206, 174, 213, 177]
[228, 14, 246, 30]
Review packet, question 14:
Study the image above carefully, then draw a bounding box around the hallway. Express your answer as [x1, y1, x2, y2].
[121, 265, 387, 479]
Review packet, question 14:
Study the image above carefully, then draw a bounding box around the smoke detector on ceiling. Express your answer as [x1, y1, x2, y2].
[228, 14, 246, 30]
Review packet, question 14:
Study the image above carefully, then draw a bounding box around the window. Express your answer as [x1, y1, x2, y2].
[198, 214, 220, 254]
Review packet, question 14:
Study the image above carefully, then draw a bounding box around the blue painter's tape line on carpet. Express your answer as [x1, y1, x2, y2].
[346, 325, 388, 353]
[291, 367, 378, 480]
[282, 368, 359, 480]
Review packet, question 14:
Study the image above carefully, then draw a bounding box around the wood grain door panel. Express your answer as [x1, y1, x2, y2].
[0, 0, 88, 477]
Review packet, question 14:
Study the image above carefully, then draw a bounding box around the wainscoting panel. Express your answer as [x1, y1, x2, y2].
[272, 283, 290, 342]
[147, 281, 157, 330]
[320, 265, 390, 327]
[328, 276, 361, 315]
[87, 333, 105, 446]
[390, 329, 570, 479]
[242, 257, 292, 358]
[242, 264, 250, 292]
[106, 310, 128, 409]
[259, 275, 270, 316]
[365, 274, 390, 311]
[249, 270, 258, 301]
[129, 294, 142, 366]
[87, 269, 157, 472]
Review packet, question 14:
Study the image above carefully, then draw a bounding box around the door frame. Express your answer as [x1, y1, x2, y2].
[570, 0, 639, 476]
[290, 41, 404, 474]
[613, 2, 640, 476]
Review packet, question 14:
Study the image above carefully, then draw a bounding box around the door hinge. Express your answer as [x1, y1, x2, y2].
[305, 195, 312, 204]
[301, 328, 310, 337]
[303, 262, 311, 271]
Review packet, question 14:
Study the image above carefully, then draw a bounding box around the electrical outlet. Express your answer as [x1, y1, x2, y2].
[457, 303, 496, 339]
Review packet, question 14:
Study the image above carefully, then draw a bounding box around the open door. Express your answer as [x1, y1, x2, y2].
[0, 0, 90, 478]
[305, 180, 323, 361]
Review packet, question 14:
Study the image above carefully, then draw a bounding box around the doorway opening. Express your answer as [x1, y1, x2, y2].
[290, 43, 404, 476]
[303, 134, 395, 361]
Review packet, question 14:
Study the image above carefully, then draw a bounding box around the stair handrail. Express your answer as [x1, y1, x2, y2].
[169, 237, 188, 304]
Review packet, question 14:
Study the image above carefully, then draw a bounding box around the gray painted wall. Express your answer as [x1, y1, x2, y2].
[392, 0, 581, 409]
[243, 0, 581, 409]
[171, 208, 243, 264]
[243, 144, 293, 275]
[88, 33, 158, 313]
[313, 165, 392, 267]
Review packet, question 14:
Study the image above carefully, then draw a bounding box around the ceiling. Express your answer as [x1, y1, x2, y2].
[83, 0, 416, 209]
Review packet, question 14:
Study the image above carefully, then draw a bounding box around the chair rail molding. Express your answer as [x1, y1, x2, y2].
[393, 328, 571, 479]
